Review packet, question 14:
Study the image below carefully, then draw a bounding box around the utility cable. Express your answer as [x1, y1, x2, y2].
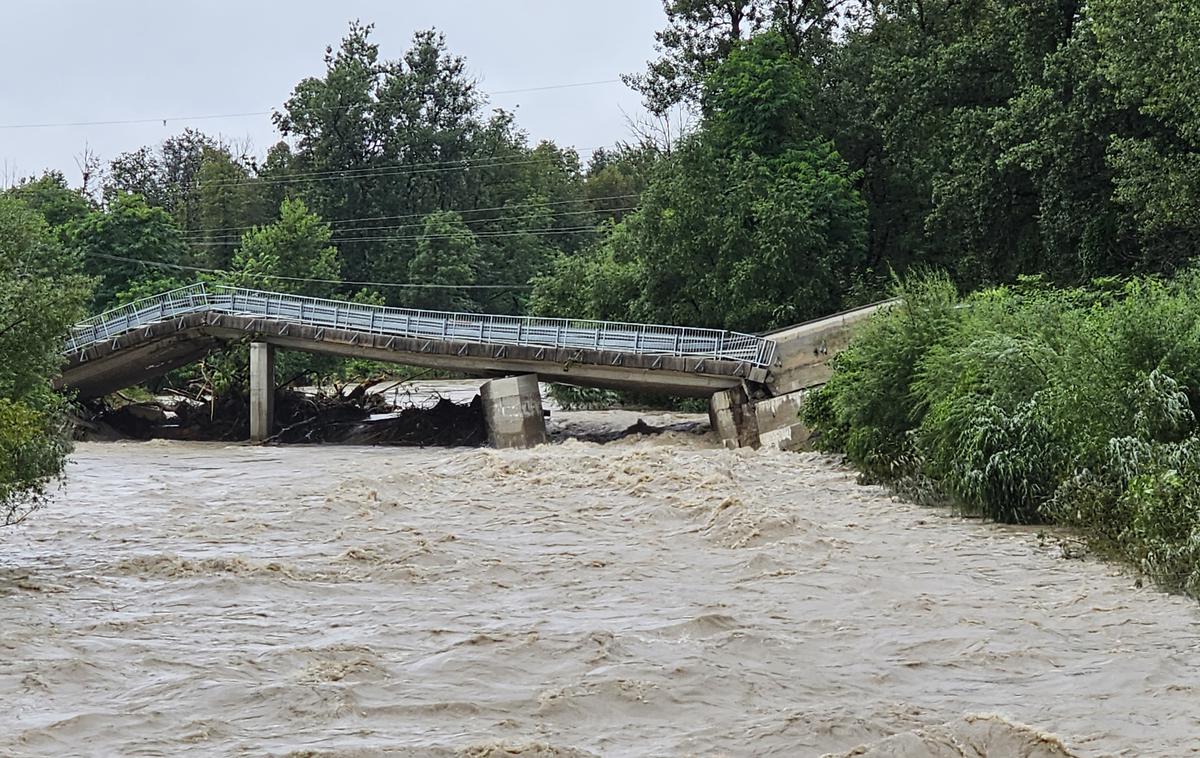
[180, 192, 641, 236]
[184, 205, 638, 242]
[83, 251, 533, 289]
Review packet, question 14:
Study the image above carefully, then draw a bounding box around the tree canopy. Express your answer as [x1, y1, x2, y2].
[0, 196, 90, 524]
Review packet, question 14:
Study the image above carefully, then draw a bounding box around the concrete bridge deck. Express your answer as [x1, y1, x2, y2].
[57, 283, 893, 448]
[59, 284, 778, 399]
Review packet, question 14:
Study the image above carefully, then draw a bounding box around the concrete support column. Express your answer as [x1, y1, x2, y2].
[709, 385, 760, 449]
[249, 341, 275, 443]
[480, 374, 546, 449]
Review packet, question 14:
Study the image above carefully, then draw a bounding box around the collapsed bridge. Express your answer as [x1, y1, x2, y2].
[57, 283, 888, 448]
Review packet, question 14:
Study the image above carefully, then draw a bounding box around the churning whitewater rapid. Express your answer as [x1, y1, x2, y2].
[2, 408, 1199, 756]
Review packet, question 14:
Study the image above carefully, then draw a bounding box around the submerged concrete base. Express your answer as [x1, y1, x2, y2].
[709, 386, 760, 450]
[752, 391, 812, 451]
[709, 387, 810, 451]
[249, 341, 275, 443]
[480, 374, 546, 449]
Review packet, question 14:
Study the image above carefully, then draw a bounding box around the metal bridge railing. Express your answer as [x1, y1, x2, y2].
[67, 283, 778, 368]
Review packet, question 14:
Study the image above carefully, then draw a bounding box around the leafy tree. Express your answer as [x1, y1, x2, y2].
[405, 211, 479, 311]
[231, 198, 341, 298]
[4, 172, 92, 230]
[275, 23, 597, 304]
[66, 192, 189, 308]
[1093, 0, 1200, 267]
[626, 0, 855, 114]
[106, 129, 216, 223]
[530, 223, 645, 321]
[193, 147, 270, 270]
[583, 144, 657, 223]
[106, 145, 168, 209]
[627, 138, 866, 330]
[0, 196, 91, 525]
[113, 275, 191, 306]
[106, 131, 269, 270]
[543, 32, 867, 331]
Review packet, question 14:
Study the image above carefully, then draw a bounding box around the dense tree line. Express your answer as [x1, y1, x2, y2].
[7, 24, 652, 321]
[535, 0, 1200, 328]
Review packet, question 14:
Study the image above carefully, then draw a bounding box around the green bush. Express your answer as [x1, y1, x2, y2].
[805, 270, 961, 477]
[808, 267, 1200, 595]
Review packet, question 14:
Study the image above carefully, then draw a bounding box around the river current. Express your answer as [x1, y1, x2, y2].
[2, 409, 1198, 756]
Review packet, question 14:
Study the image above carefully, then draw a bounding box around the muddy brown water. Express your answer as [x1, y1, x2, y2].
[2, 414, 1199, 756]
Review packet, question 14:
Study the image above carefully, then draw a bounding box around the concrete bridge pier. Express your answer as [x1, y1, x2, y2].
[480, 374, 546, 449]
[709, 386, 811, 451]
[250, 341, 276, 443]
[709, 386, 760, 449]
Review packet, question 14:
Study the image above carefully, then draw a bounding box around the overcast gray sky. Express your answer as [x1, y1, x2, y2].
[0, 1, 667, 186]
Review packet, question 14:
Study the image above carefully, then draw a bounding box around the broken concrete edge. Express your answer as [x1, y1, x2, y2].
[709, 386, 810, 451]
[480, 374, 547, 450]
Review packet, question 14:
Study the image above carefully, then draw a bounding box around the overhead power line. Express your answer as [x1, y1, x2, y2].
[184, 224, 610, 246]
[0, 79, 623, 130]
[326, 225, 608, 244]
[186, 155, 557, 191]
[185, 205, 638, 242]
[83, 251, 532, 290]
[180, 193, 641, 237]
[193, 151, 588, 188]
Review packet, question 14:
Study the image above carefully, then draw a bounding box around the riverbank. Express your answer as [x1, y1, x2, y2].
[2, 418, 1198, 755]
[806, 272, 1200, 598]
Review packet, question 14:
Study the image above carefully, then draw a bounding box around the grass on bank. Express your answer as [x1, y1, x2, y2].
[803, 270, 1200, 597]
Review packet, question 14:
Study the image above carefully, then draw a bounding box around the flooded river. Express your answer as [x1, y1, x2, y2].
[2, 411, 1199, 756]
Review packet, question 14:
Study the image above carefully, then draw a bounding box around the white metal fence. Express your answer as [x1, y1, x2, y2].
[66, 283, 778, 367]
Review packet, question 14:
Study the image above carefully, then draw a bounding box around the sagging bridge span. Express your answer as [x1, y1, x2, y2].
[58, 283, 887, 448]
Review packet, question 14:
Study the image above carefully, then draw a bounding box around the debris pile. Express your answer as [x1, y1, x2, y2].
[74, 382, 486, 447]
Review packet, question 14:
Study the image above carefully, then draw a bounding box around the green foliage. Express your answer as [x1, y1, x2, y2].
[530, 223, 645, 321]
[584, 144, 656, 223]
[805, 272, 960, 473]
[113, 275, 190, 306]
[633, 137, 866, 331]
[66, 192, 189, 308]
[0, 196, 91, 524]
[405, 211, 479, 311]
[809, 268, 1200, 595]
[3, 172, 92, 230]
[231, 198, 341, 297]
[537, 31, 867, 332]
[191, 147, 270, 269]
[547, 385, 623, 411]
[627, 0, 844, 114]
[272, 23, 599, 308]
